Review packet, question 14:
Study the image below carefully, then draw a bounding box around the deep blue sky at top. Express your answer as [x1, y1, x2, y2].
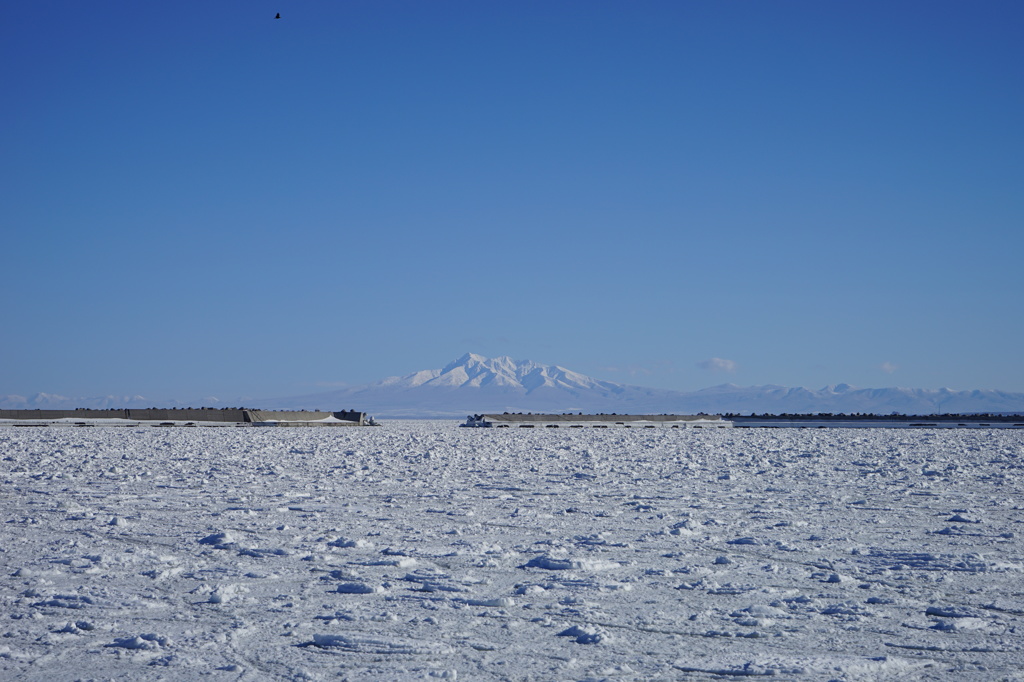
[2, 1, 1022, 401]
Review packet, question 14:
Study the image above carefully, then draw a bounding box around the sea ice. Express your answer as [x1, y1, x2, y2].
[0, 422, 1021, 679]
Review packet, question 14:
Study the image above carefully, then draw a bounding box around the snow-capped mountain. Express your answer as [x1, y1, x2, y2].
[248, 353, 657, 417]
[6, 353, 1024, 417]
[249, 353, 1024, 417]
[376, 353, 625, 394]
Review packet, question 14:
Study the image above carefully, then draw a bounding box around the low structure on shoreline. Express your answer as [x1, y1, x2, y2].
[461, 413, 730, 428]
[0, 408, 376, 427]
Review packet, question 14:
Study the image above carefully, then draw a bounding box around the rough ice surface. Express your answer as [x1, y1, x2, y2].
[1, 422, 1023, 680]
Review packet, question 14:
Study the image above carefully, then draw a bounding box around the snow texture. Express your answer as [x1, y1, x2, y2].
[1, 422, 1023, 680]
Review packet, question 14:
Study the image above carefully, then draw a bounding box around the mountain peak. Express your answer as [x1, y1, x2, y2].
[369, 353, 636, 400]
[446, 352, 488, 369]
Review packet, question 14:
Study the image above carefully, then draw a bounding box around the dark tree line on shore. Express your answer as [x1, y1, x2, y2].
[723, 413, 1024, 422]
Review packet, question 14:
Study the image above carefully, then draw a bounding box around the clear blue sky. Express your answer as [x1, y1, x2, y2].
[3, 1, 1022, 402]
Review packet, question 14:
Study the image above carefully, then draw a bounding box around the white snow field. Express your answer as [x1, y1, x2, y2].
[1, 422, 1022, 681]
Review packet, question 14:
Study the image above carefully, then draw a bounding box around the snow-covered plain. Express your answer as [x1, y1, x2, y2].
[2, 422, 1023, 680]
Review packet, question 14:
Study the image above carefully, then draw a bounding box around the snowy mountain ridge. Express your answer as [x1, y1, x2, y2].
[248, 354, 1024, 417]
[390, 352, 623, 394]
[4, 353, 1024, 417]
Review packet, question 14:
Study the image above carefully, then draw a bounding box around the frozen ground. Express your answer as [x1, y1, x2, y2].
[1, 422, 1022, 681]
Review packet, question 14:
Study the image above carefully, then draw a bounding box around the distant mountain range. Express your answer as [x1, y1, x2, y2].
[0, 393, 162, 410]
[4, 353, 1023, 417]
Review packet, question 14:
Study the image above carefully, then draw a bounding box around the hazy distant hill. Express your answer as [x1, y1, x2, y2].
[248, 353, 1024, 418]
[5, 353, 1024, 417]
[0, 393, 179, 410]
